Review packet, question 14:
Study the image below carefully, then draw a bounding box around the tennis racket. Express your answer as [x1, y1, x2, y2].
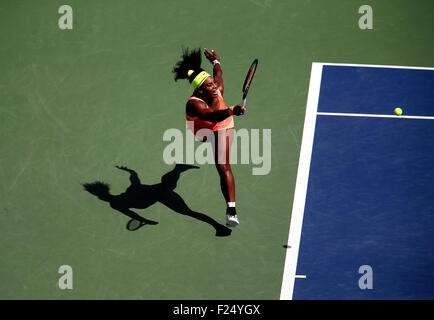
[240, 59, 258, 107]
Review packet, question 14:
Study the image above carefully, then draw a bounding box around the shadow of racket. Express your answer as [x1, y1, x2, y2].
[126, 219, 146, 231]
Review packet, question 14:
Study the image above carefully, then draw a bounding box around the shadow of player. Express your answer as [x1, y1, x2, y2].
[82, 164, 231, 237]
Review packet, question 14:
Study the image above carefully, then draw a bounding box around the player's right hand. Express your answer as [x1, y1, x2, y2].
[231, 105, 246, 116]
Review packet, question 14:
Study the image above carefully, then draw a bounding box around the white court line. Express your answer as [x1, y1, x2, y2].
[317, 112, 434, 120]
[279, 62, 434, 300]
[314, 62, 434, 71]
[279, 62, 323, 300]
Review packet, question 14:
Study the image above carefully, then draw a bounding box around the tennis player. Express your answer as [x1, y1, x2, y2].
[172, 48, 246, 227]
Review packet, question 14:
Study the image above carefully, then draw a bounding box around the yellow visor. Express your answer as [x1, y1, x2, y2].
[189, 70, 211, 88]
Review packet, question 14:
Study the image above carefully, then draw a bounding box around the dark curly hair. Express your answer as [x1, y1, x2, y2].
[172, 47, 205, 84]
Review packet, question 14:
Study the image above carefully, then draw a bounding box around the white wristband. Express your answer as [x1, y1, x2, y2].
[212, 60, 220, 66]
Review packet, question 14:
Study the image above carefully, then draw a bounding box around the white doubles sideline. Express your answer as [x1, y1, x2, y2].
[280, 62, 434, 300]
[279, 63, 323, 300]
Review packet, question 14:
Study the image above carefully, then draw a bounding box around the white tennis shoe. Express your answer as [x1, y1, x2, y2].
[226, 214, 240, 227]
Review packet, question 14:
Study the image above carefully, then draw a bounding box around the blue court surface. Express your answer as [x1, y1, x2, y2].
[281, 63, 434, 300]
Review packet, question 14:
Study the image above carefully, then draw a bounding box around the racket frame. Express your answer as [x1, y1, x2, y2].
[240, 59, 258, 107]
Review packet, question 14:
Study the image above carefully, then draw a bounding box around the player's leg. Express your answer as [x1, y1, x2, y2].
[214, 129, 234, 201]
[214, 129, 239, 227]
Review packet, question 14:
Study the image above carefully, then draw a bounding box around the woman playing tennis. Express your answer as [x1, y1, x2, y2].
[172, 48, 246, 227]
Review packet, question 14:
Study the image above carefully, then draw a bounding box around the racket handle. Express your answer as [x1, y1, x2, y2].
[240, 98, 246, 107]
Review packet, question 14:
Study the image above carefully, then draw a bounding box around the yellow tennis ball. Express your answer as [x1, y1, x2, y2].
[394, 108, 403, 116]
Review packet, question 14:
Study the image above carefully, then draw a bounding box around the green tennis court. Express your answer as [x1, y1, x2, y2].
[1, 0, 432, 299]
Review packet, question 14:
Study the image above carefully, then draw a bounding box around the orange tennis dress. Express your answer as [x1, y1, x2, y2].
[186, 90, 234, 140]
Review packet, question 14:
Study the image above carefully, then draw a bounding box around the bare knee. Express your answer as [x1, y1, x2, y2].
[216, 163, 232, 177]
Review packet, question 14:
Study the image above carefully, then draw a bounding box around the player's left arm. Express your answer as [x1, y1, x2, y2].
[204, 48, 224, 95]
